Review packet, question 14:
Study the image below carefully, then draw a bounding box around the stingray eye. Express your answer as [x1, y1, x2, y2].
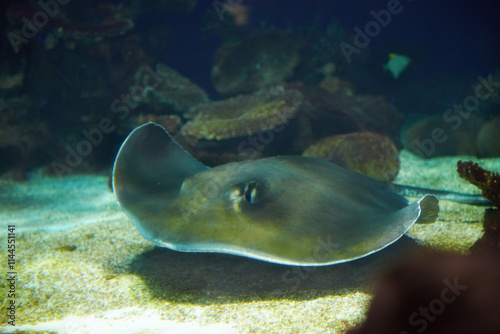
[244, 182, 258, 203]
[235, 183, 245, 195]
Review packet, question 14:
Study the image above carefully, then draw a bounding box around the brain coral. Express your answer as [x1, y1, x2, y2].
[303, 132, 400, 181]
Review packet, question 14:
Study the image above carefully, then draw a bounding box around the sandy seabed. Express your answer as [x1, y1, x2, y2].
[0, 150, 498, 334]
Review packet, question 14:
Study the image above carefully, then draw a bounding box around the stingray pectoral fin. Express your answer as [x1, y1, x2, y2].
[113, 122, 207, 199]
[343, 195, 439, 264]
[414, 195, 439, 224]
[112, 122, 208, 238]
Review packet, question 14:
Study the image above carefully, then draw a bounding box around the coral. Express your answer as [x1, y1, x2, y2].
[211, 30, 304, 95]
[476, 116, 500, 157]
[457, 161, 500, 258]
[303, 132, 400, 182]
[134, 63, 209, 113]
[348, 250, 500, 334]
[457, 161, 500, 206]
[181, 86, 303, 140]
[404, 115, 484, 158]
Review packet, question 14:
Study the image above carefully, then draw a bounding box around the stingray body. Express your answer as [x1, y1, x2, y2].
[113, 123, 439, 266]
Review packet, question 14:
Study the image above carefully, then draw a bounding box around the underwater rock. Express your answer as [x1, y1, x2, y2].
[316, 62, 337, 80]
[134, 63, 209, 113]
[56, 2, 134, 43]
[476, 117, 500, 158]
[318, 75, 354, 95]
[135, 114, 184, 135]
[2, 3, 146, 177]
[211, 30, 304, 95]
[0, 51, 26, 91]
[123, 0, 198, 18]
[291, 82, 403, 147]
[104, 35, 152, 92]
[61, 18, 134, 43]
[0, 96, 48, 179]
[8, 1, 134, 48]
[348, 250, 500, 334]
[471, 72, 500, 114]
[221, 2, 251, 27]
[303, 132, 399, 182]
[181, 86, 303, 140]
[470, 208, 500, 259]
[289, 82, 359, 145]
[457, 161, 500, 258]
[404, 115, 484, 159]
[26, 42, 112, 126]
[77, 34, 152, 95]
[289, 20, 351, 87]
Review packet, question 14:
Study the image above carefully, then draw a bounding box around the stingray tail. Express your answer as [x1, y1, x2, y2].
[393, 184, 491, 206]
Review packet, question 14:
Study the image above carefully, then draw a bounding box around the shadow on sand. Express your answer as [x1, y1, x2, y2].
[129, 236, 420, 303]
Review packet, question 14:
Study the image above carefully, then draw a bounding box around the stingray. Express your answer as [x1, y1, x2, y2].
[112, 123, 478, 266]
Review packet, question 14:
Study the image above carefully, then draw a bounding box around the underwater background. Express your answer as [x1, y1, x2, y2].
[1, 0, 500, 333]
